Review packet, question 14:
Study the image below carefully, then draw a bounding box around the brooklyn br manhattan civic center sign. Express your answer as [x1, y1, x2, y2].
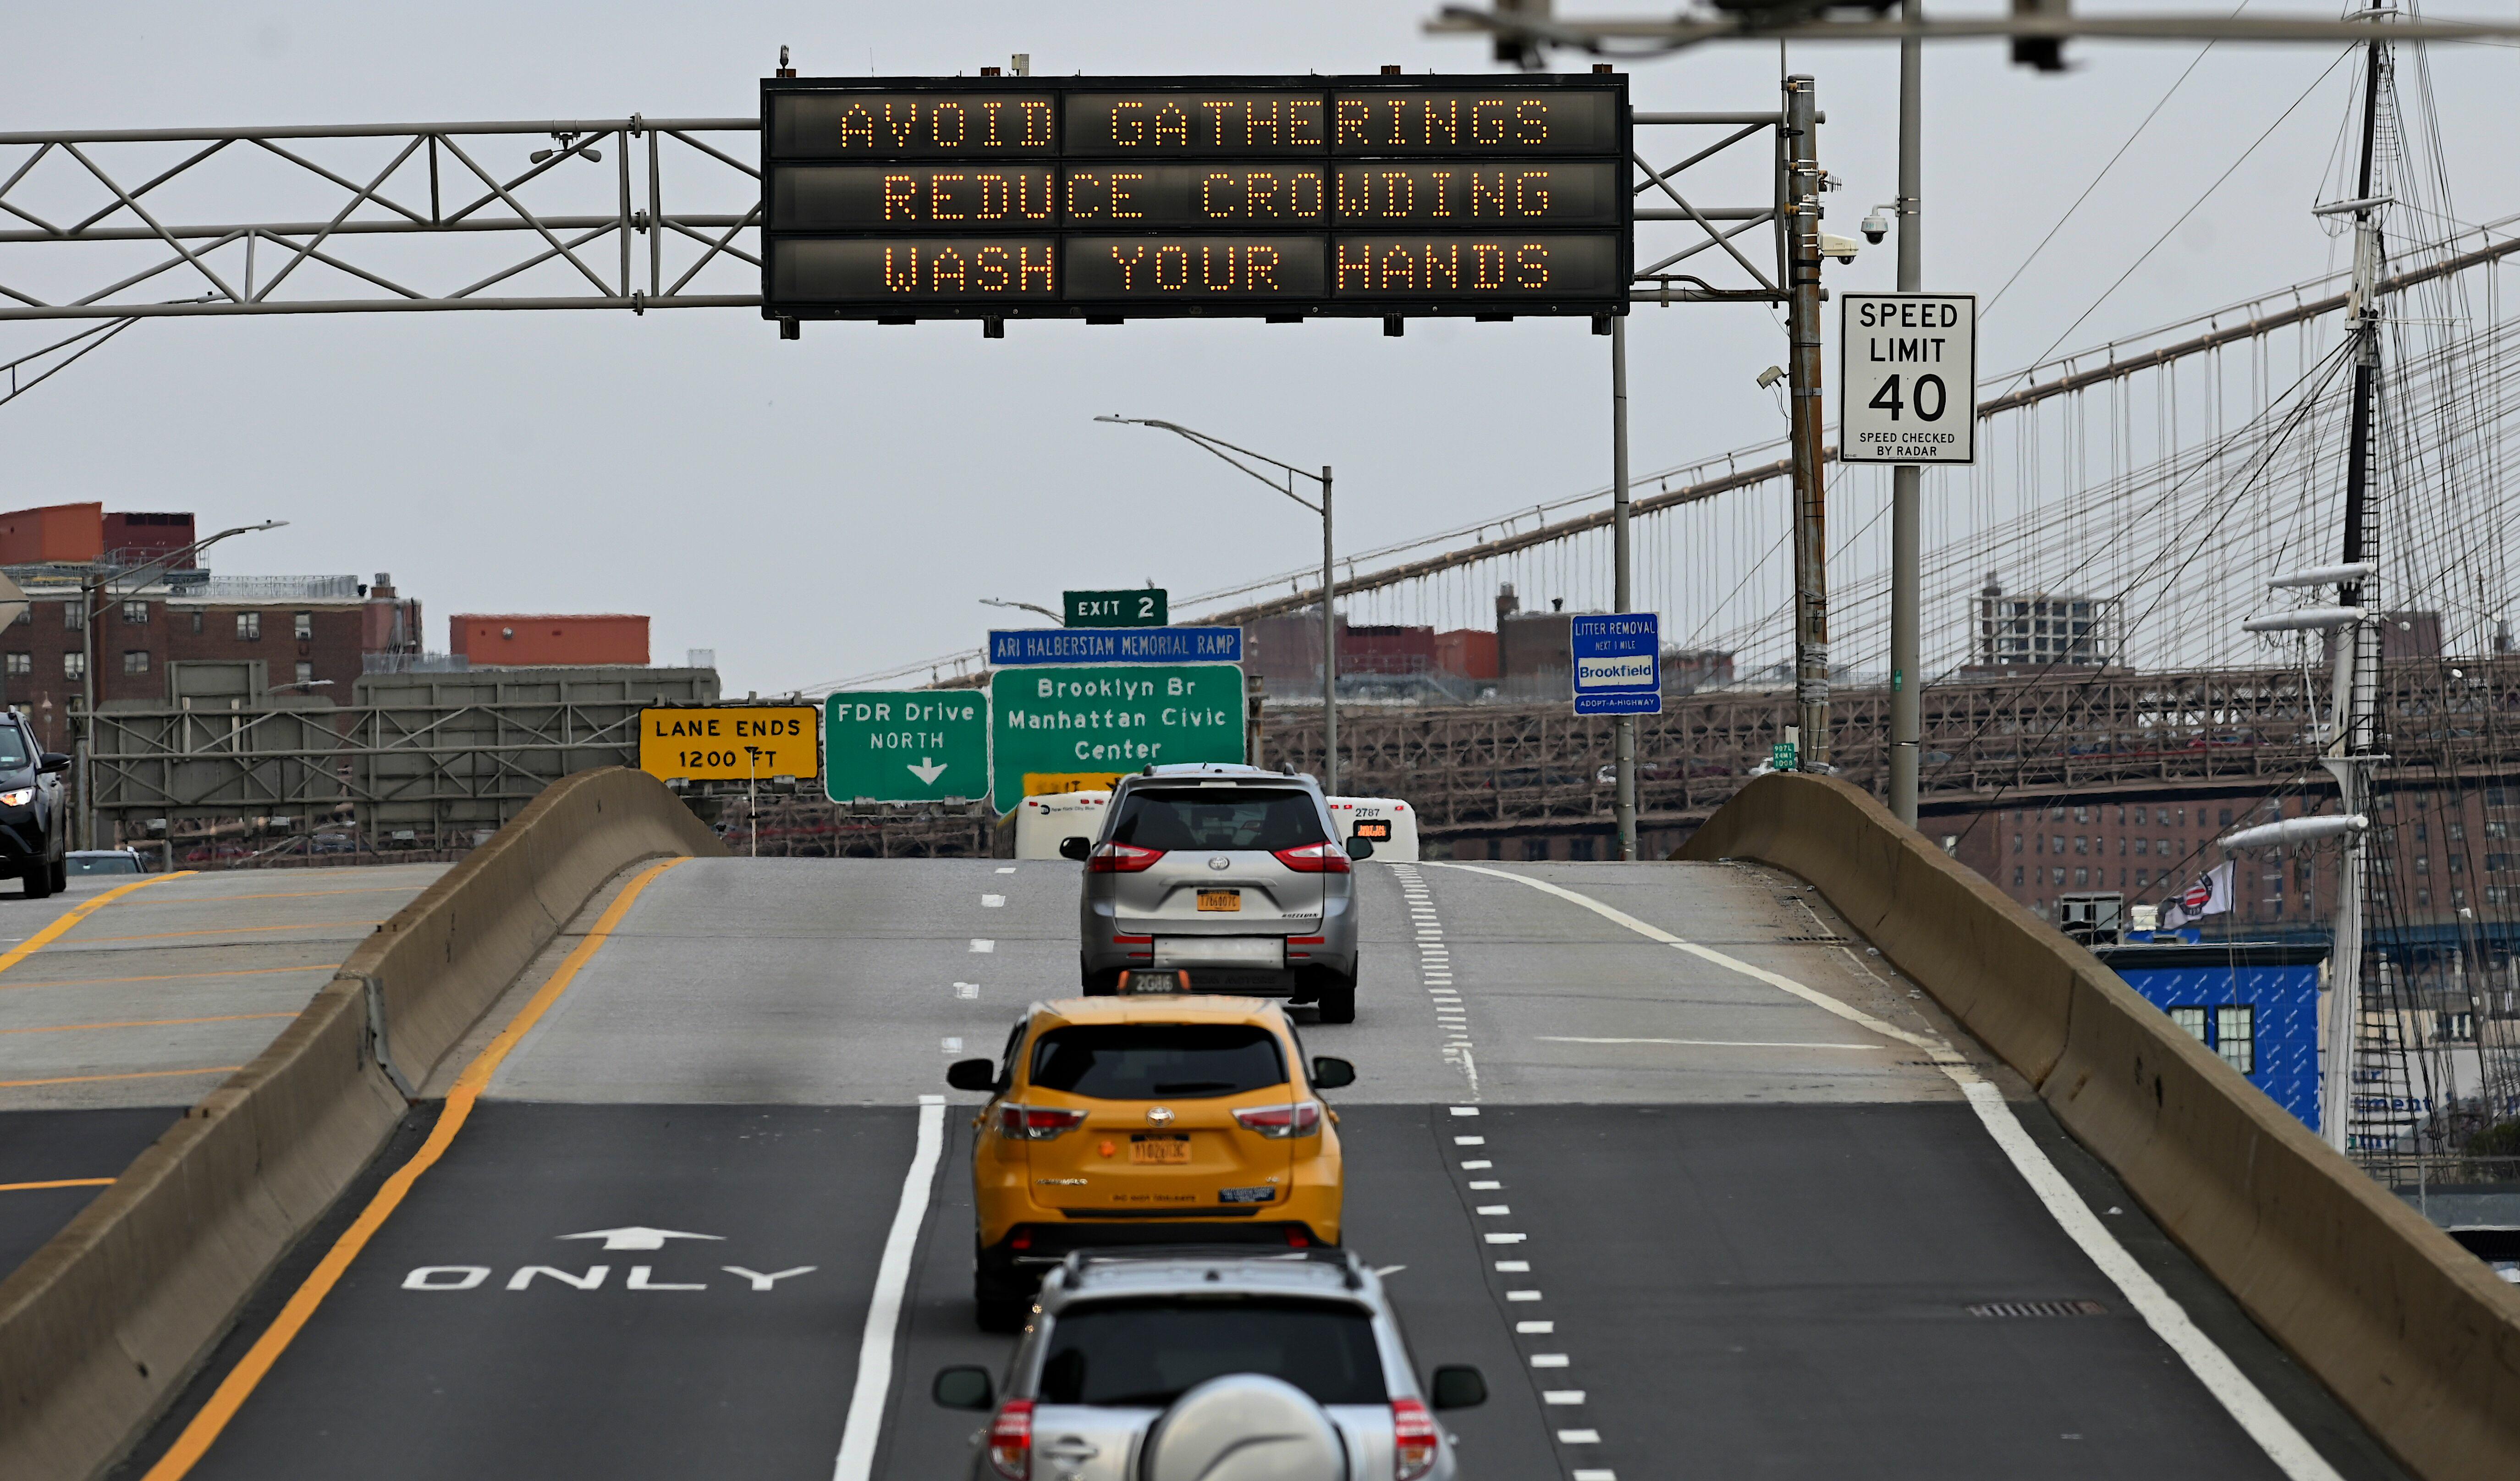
[990, 664, 1245, 803]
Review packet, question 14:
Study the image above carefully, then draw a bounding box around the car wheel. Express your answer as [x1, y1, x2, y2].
[22, 863, 52, 900]
[1080, 958, 1121, 996]
[975, 1244, 1031, 1332]
[47, 859, 65, 893]
[1316, 980, 1356, 1024]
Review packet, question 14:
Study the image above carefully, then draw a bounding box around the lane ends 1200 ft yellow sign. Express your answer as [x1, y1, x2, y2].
[639, 706, 821, 782]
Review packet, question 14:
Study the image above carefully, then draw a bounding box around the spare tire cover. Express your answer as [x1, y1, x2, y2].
[1139, 1373, 1349, 1481]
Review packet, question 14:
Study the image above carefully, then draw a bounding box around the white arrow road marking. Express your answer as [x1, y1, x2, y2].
[558, 1226, 724, 1252]
[831, 1095, 946, 1481]
[724, 1265, 818, 1291]
[908, 758, 948, 785]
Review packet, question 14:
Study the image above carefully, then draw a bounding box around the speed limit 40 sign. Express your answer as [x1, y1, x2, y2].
[1840, 293, 1975, 464]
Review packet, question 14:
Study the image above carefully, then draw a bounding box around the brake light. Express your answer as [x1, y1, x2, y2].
[1232, 1100, 1323, 1139]
[1272, 840, 1351, 874]
[987, 1398, 1034, 1479]
[1088, 841, 1164, 873]
[997, 1104, 1087, 1140]
[1392, 1397, 1438, 1479]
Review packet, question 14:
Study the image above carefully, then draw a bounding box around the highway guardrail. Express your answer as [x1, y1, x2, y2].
[0, 765, 725, 1481]
[1678, 771, 2520, 1481]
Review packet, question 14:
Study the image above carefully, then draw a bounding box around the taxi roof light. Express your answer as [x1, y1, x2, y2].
[1118, 969, 1191, 994]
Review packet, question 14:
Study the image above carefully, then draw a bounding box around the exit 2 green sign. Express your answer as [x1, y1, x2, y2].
[824, 690, 989, 804]
[1065, 589, 1166, 628]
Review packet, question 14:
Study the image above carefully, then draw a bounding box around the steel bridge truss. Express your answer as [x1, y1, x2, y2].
[0, 117, 762, 320]
[85, 696, 652, 837]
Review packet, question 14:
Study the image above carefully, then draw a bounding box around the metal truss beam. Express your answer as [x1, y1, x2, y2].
[0, 117, 762, 321]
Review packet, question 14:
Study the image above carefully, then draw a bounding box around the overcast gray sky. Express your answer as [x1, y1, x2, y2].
[6, 3, 2513, 694]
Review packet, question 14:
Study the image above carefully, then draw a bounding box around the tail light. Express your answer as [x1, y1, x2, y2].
[1232, 1100, 1323, 1139]
[1392, 1397, 1439, 1479]
[1087, 841, 1164, 873]
[1272, 840, 1351, 874]
[997, 1104, 1086, 1140]
[1283, 1226, 1311, 1249]
[987, 1398, 1034, 1479]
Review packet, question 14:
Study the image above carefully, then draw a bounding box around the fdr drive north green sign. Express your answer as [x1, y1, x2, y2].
[990, 664, 1244, 804]
[825, 690, 989, 803]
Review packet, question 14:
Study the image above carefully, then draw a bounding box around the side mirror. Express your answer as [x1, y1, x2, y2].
[932, 1365, 995, 1410]
[1344, 836, 1374, 860]
[1310, 1056, 1355, 1090]
[38, 753, 69, 775]
[1058, 836, 1092, 861]
[946, 1058, 998, 1092]
[1428, 1365, 1487, 1410]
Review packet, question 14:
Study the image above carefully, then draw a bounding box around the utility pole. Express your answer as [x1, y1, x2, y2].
[1611, 316, 1637, 859]
[1887, 3, 1924, 825]
[1783, 74, 1831, 767]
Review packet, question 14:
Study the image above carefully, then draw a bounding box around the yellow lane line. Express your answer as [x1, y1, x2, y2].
[0, 964, 338, 995]
[0, 1012, 298, 1036]
[57, 920, 385, 946]
[0, 1177, 116, 1192]
[0, 873, 195, 977]
[0, 1065, 245, 1090]
[98, 886, 425, 906]
[143, 856, 688, 1481]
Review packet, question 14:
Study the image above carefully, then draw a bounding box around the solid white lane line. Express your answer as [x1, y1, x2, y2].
[1422, 861, 2346, 1481]
[831, 1096, 946, 1481]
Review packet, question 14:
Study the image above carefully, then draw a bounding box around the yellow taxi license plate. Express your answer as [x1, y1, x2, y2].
[1197, 889, 1242, 912]
[1131, 1136, 1192, 1164]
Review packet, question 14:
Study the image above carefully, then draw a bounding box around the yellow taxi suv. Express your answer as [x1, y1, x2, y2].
[945, 981, 1353, 1331]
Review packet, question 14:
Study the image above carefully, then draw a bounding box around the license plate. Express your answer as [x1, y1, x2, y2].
[1197, 889, 1242, 912]
[1130, 1135, 1192, 1164]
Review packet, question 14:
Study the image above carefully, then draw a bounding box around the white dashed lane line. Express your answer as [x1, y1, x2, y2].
[1449, 1102, 1616, 1481]
[1391, 863, 1475, 1096]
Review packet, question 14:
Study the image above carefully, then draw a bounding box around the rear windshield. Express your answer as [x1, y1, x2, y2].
[69, 854, 143, 876]
[1030, 1024, 1286, 1100]
[1109, 788, 1324, 853]
[1039, 1297, 1386, 1407]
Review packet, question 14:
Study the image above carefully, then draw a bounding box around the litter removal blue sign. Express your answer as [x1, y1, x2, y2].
[1571, 613, 1661, 716]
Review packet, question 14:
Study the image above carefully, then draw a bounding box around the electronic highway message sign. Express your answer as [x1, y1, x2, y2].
[761, 74, 1630, 322]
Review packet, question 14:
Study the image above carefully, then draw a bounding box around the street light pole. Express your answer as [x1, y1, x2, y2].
[75, 520, 287, 849]
[1888, 0, 1925, 826]
[1095, 417, 1339, 795]
[1320, 465, 1338, 798]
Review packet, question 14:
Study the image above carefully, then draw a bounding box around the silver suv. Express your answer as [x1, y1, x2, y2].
[1065, 765, 1366, 1022]
[932, 1249, 1485, 1481]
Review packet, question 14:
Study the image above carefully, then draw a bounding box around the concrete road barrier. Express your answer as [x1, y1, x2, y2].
[1678, 771, 2520, 1481]
[0, 767, 725, 1481]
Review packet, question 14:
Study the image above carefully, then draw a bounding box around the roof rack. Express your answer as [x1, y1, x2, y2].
[1062, 1245, 1365, 1289]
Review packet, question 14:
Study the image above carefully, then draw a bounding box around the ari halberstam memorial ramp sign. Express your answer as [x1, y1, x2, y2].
[1839, 293, 1976, 464]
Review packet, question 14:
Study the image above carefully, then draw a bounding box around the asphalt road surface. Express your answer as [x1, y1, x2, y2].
[0, 864, 446, 1284]
[117, 856, 2410, 1481]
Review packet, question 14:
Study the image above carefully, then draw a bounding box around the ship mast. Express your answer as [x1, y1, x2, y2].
[2319, 5, 2390, 1153]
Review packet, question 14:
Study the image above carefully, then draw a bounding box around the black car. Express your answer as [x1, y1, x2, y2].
[0, 720, 72, 897]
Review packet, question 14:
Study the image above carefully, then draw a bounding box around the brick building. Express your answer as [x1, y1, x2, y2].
[1935, 785, 2520, 935]
[1, 567, 422, 752]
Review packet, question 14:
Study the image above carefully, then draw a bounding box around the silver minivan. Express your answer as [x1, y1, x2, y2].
[1065, 765, 1366, 1022]
[932, 1249, 1485, 1481]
